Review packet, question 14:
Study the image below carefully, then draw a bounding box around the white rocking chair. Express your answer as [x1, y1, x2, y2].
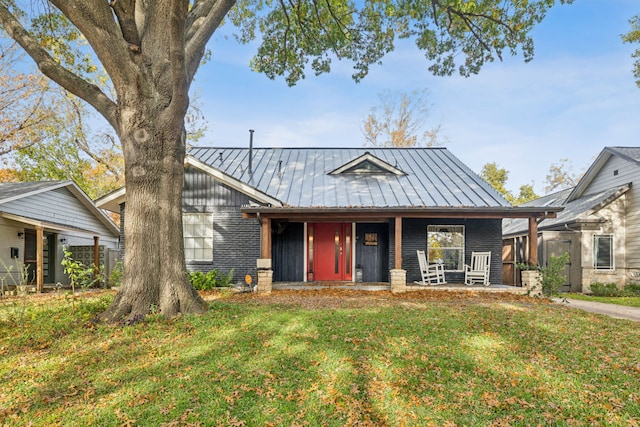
[414, 250, 446, 285]
[464, 251, 491, 286]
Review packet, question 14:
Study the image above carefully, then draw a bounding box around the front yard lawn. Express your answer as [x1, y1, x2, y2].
[1, 289, 639, 426]
[564, 293, 640, 308]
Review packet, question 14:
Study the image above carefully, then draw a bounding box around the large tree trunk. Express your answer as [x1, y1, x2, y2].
[100, 103, 207, 322]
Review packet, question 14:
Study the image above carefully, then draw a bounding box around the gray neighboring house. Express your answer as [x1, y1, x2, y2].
[97, 147, 558, 290]
[503, 146, 640, 293]
[0, 181, 120, 292]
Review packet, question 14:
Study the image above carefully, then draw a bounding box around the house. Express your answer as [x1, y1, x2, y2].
[96, 147, 559, 292]
[503, 146, 640, 293]
[0, 181, 120, 292]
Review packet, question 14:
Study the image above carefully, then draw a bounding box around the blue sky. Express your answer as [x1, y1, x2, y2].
[196, 0, 640, 195]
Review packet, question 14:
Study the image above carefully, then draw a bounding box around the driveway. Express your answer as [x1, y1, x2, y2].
[553, 298, 640, 322]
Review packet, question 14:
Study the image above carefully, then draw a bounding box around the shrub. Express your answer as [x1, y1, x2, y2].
[590, 282, 623, 297]
[624, 283, 640, 296]
[61, 246, 104, 290]
[108, 260, 123, 288]
[188, 269, 234, 290]
[539, 253, 569, 297]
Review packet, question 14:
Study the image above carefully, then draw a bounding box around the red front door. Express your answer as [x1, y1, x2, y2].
[309, 223, 352, 281]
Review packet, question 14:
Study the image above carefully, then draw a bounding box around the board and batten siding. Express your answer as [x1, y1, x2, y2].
[183, 167, 261, 283]
[1, 187, 115, 236]
[580, 155, 640, 269]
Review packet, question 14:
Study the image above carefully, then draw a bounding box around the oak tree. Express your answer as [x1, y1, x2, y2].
[0, 0, 566, 321]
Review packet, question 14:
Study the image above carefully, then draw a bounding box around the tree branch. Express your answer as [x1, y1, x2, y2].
[0, 4, 118, 127]
[110, 0, 141, 48]
[48, 0, 136, 96]
[185, 0, 236, 81]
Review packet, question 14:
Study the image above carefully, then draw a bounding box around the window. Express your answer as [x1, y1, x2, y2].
[594, 234, 614, 270]
[183, 213, 213, 262]
[427, 225, 464, 271]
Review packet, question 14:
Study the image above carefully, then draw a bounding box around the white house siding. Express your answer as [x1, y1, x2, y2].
[0, 217, 25, 286]
[580, 155, 640, 280]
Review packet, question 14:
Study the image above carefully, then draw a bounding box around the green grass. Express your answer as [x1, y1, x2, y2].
[1, 290, 640, 426]
[564, 293, 640, 308]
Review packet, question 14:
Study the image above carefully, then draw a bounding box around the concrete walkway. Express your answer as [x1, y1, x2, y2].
[553, 298, 640, 322]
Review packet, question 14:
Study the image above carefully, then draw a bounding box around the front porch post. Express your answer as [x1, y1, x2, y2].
[93, 236, 100, 282]
[528, 217, 538, 266]
[391, 216, 407, 293]
[36, 226, 43, 293]
[257, 216, 273, 294]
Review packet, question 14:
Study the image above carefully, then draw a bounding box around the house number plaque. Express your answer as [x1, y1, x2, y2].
[364, 233, 378, 246]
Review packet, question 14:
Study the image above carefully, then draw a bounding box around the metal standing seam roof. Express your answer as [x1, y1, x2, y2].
[188, 147, 511, 208]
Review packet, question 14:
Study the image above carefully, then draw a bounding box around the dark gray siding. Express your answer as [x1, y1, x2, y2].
[118, 168, 261, 283]
[183, 167, 260, 282]
[273, 222, 305, 282]
[395, 218, 503, 285]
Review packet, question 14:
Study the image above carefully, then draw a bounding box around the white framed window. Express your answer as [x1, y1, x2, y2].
[183, 213, 213, 262]
[594, 234, 614, 270]
[427, 225, 465, 271]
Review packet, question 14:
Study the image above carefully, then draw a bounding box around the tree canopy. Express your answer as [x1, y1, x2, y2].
[480, 162, 538, 205]
[0, 0, 570, 320]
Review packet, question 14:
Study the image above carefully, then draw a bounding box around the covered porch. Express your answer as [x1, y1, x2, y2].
[242, 206, 562, 293]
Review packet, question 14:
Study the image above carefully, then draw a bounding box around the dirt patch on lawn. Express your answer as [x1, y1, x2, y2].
[224, 288, 553, 310]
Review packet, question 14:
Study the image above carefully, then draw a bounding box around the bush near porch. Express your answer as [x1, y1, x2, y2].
[1, 290, 639, 426]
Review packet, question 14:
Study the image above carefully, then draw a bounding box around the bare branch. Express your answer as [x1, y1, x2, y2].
[0, 4, 118, 127]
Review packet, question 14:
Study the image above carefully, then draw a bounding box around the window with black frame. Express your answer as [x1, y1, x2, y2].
[594, 234, 614, 270]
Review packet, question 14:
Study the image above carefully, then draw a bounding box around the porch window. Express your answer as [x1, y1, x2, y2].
[183, 213, 213, 262]
[427, 225, 464, 271]
[594, 234, 614, 270]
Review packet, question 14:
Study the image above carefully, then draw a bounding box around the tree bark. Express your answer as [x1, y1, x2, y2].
[100, 102, 207, 321]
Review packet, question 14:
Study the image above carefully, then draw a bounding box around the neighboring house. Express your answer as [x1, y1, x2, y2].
[503, 146, 640, 293]
[0, 181, 120, 292]
[97, 147, 558, 290]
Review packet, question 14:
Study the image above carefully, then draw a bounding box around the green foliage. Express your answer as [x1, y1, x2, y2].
[590, 283, 640, 297]
[108, 260, 123, 288]
[188, 269, 234, 290]
[516, 262, 539, 271]
[590, 283, 622, 297]
[539, 253, 569, 297]
[622, 15, 640, 88]
[61, 246, 103, 291]
[229, 0, 569, 85]
[624, 283, 640, 295]
[480, 162, 538, 205]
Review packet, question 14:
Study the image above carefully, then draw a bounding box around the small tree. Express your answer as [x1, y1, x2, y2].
[539, 253, 570, 297]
